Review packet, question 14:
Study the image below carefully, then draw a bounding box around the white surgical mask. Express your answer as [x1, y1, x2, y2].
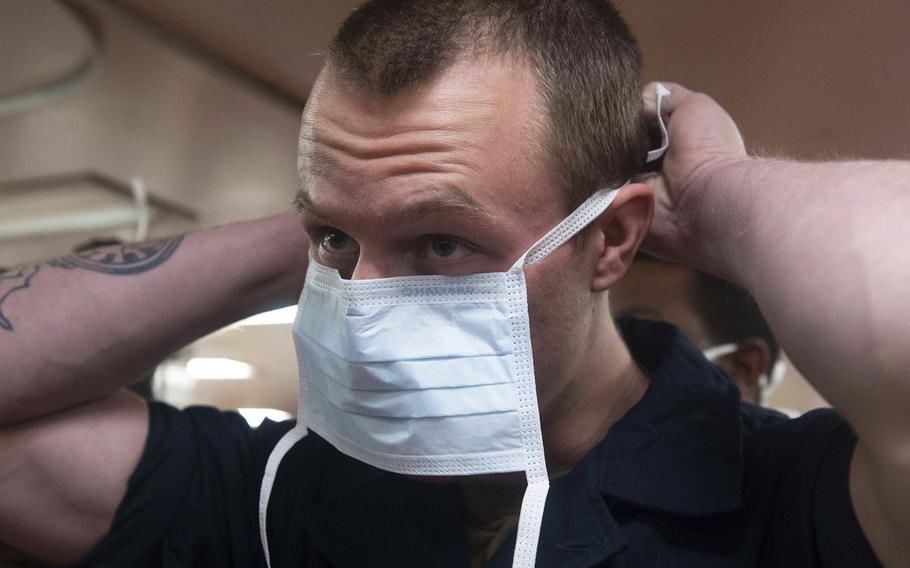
[259, 83, 671, 568]
[702, 342, 787, 396]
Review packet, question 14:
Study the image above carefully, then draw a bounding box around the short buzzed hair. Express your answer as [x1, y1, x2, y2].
[691, 271, 781, 370]
[328, 0, 649, 210]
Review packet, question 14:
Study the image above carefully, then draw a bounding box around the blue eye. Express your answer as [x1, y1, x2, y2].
[431, 237, 458, 257]
[424, 236, 475, 261]
[324, 230, 348, 250]
[320, 228, 359, 255]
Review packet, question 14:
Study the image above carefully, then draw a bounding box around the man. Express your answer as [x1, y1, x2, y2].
[610, 253, 782, 406]
[0, 1, 907, 567]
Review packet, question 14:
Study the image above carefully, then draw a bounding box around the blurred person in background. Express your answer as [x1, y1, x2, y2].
[610, 253, 787, 412]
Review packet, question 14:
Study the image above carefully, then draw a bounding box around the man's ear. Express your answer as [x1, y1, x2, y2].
[718, 339, 770, 404]
[589, 183, 654, 292]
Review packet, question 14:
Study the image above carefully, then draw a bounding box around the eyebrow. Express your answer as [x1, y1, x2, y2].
[294, 190, 324, 219]
[391, 186, 491, 224]
[295, 183, 492, 226]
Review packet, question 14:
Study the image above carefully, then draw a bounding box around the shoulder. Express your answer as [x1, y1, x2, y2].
[742, 408, 853, 494]
[139, 402, 298, 479]
[70, 403, 303, 567]
[739, 400, 790, 434]
[744, 407, 847, 456]
[741, 408, 881, 566]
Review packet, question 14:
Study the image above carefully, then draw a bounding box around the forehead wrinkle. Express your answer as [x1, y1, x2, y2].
[310, 123, 481, 166]
[386, 184, 491, 225]
[299, 86, 494, 177]
[300, 133, 486, 203]
[295, 181, 493, 232]
[297, 58, 551, 234]
[300, 144, 344, 189]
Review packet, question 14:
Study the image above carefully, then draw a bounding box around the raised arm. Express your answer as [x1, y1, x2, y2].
[0, 212, 308, 426]
[0, 212, 308, 562]
[641, 82, 910, 566]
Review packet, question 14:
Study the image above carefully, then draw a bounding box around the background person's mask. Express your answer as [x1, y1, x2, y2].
[259, 84, 670, 568]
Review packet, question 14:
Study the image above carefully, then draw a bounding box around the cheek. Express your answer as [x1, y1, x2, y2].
[524, 255, 592, 395]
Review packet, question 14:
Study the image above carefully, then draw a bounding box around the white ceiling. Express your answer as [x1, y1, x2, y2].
[112, 0, 362, 104]
[113, 0, 910, 160]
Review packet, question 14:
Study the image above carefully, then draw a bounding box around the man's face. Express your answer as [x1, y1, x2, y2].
[609, 260, 712, 347]
[296, 56, 600, 412]
[610, 260, 763, 403]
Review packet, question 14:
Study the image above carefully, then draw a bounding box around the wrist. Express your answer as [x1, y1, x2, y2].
[650, 156, 755, 283]
[227, 211, 310, 313]
[683, 156, 766, 284]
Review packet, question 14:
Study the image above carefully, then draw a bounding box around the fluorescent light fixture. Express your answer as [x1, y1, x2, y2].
[185, 357, 254, 380]
[235, 306, 298, 327]
[237, 408, 292, 427]
[0, 206, 141, 240]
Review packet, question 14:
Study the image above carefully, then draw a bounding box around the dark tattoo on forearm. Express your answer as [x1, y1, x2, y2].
[48, 236, 184, 275]
[0, 265, 40, 331]
[0, 236, 184, 332]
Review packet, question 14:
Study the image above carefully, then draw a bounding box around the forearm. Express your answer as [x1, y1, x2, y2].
[0, 211, 308, 426]
[643, 82, 910, 562]
[686, 158, 910, 447]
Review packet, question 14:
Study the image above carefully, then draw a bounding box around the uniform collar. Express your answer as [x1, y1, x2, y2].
[598, 318, 744, 515]
[489, 318, 745, 566]
[486, 441, 628, 567]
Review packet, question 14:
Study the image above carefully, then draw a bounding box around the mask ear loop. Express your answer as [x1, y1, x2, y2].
[765, 359, 787, 392]
[646, 83, 670, 163]
[520, 83, 671, 269]
[508, 173, 626, 568]
[703, 342, 740, 362]
[259, 425, 309, 568]
[509, 84, 671, 567]
[508, 178, 626, 568]
[259, 285, 313, 568]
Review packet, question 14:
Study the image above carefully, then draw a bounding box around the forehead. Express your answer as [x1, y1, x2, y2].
[297, 56, 562, 236]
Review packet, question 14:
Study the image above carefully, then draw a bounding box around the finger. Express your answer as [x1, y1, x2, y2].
[635, 172, 667, 204]
[642, 81, 694, 120]
[635, 173, 677, 260]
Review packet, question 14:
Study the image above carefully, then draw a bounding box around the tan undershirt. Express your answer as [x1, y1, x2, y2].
[460, 471, 567, 567]
[461, 477, 525, 567]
